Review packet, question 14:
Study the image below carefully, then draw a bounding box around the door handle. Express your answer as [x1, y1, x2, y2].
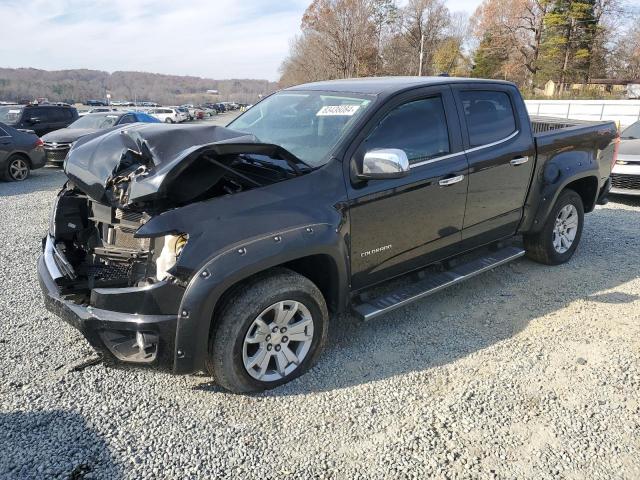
[510, 156, 529, 166]
[438, 175, 465, 187]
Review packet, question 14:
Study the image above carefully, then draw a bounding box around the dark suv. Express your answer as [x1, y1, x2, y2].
[0, 104, 79, 137]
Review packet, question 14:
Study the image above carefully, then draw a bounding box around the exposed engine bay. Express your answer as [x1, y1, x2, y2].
[51, 123, 311, 302]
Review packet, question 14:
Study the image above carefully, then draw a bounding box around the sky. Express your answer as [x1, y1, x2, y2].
[0, 0, 484, 81]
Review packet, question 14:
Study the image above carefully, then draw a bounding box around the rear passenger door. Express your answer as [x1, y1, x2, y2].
[451, 85, 536, 246]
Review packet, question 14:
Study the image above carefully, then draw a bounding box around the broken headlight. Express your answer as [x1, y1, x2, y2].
[155, 234, 188, 280]
[48, 195, 60, 237]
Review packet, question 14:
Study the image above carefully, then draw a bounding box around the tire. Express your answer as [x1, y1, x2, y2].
[206, 268, 329, 393]
[524, 189, 584, 265]
[165, 118, 173, 123]
[3, 155, 30, 182]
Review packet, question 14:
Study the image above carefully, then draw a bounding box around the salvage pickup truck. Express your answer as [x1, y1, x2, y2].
[38, 77, 617, 392]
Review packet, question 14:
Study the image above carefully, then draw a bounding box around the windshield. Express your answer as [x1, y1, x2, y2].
[622, 121, 640, 139]
[69, 113, 121, 129]
[0, 106, 23, 126]
[228, 90, 374, 167]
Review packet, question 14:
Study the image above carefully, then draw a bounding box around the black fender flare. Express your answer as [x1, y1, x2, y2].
[519, 149, 600, 234]
[172, 222, 349, 374]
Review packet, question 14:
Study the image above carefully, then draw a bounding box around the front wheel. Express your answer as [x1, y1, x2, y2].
[524, 189, 584, 265]
[206, 269, 329, 393]
[165, 118, 173, 123]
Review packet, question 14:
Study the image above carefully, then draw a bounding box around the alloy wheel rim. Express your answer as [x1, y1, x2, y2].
[552, 204, 578, 254]
[9, 159, 28, 181]
[242, 300, 314, 382]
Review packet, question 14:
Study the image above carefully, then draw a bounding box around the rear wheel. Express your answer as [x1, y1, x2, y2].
[165, 118, 173, 123]
[524, 189, 584, 265]
[206, 269, 328, 393]
[3, 155, 30, 181]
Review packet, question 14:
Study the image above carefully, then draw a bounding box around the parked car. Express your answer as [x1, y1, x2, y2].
[610, 120, 640, 196]
[149, 107, 182, 123]
[79, 107, 120, 116]
[86, 100, 108, 106]
[0, 104, 78, 136]
[38, 77, 616, 393]
[210, 103, 226, 113]
[176, 107, 191, 122]
[0, 121, 45, 181]
[41, 111, 160, 165]
[198, 106, 216, 117]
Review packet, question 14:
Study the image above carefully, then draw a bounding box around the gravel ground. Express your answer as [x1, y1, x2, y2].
[1, 151, 639, 478]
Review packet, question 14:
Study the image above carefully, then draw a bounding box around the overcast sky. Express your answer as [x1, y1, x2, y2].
[0, 0, 484, 81]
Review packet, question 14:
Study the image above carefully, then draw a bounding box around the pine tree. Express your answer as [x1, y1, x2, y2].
[471, 33, 509, 79]
[538, 0, 598, 92]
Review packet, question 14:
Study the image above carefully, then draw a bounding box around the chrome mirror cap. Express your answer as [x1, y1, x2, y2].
[360, 148, 410, 180]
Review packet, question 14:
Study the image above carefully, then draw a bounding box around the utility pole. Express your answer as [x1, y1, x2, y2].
[418, 34, 425, 76]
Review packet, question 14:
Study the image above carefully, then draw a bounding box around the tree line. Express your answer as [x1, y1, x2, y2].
[0, 68, 278, 105]
[279, 0, 640, 95]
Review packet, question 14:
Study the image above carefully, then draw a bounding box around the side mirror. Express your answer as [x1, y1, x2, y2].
[28, 117, 41, 124]
[359, 148, 410, 180]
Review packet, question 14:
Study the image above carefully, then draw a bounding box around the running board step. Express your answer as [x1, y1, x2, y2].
[352, 246, 525, 321]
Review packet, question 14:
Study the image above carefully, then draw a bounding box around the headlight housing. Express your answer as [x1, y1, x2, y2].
[155, 234, 188, 280]
[48, 195, 60, 237]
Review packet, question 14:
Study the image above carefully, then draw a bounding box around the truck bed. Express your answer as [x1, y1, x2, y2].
[529, 115, 612, 135]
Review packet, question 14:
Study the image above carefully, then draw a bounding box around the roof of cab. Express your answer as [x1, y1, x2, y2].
[285, 76, 516, 96]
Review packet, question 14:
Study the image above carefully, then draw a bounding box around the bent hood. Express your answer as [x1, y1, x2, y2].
[64, 123, 301, 208]
[42, 128, 99, 144]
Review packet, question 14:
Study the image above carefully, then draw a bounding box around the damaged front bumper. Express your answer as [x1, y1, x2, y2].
[38, 235, 183, 370]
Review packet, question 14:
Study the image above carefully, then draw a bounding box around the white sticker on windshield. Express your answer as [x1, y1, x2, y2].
[316, 105, 361, 117]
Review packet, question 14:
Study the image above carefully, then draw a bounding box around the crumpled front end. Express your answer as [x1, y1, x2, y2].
[38, 185, 186, 369]
[63, 123, 308, 212]
[39, 123, 312, 371]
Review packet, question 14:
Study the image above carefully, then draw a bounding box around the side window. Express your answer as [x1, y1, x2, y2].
[118, 114, 136, 124]
[364, 96, 450, 165]
[49, 109, 67, 122]
[459, 90, 516, 147]
[0, 126, 9, 137]
[25, 107, 48, 122]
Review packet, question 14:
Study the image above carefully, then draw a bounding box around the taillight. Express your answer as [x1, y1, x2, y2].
[34, 138, 44, 148]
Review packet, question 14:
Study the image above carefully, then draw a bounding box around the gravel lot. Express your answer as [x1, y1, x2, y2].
[1, 130, 639, 478]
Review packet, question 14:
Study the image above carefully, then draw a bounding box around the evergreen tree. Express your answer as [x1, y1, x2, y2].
[471, 33, 509, 79]
[538, 0, 598, 91]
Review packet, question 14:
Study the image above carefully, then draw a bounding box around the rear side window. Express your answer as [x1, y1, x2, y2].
[62, 109, 75, 121]
[364, 96, 450, 165]
[49, 108, 72, 122]
[459, 91, 516, 147]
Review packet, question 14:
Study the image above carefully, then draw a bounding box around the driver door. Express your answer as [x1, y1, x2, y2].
[347, 87, 469, 290]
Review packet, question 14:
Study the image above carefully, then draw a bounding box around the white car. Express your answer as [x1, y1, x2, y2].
[611, 120, 640, 196]
[150, 108, 182, 123]
[79, 107, 119, 117]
